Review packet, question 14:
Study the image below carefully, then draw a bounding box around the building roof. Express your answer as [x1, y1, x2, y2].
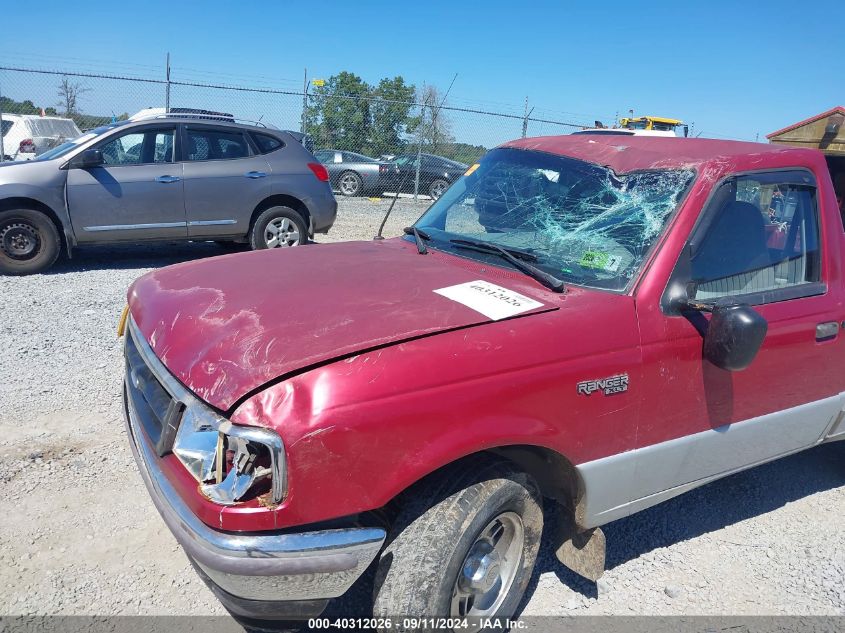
[766, 106, 845, 139]
[500, 135, 813, 173]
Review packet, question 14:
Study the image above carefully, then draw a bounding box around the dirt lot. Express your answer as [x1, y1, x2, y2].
[0, 197, 843, 623]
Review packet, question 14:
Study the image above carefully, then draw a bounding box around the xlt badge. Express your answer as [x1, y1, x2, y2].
[577, 373, 629, 396]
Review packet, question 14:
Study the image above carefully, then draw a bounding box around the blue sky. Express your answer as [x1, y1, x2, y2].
[1, 0, 842, 146]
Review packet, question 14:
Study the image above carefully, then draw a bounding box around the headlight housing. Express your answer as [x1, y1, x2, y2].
[172, 403, 287, 506]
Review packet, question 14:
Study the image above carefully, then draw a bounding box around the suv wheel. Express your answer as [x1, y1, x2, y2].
[0, 209, 61, 275]
[429, 179, 449, 199]
[372, 458, 542, 627]
[338, 171, 363, 197]
[250, 206, 308, 249]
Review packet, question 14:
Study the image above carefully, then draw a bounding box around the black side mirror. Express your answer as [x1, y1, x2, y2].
[75, 148, 103, 168]
[703, 300, 768, 371]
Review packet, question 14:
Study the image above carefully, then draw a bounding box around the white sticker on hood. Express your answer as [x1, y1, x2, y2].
[433, 280, 544, 321]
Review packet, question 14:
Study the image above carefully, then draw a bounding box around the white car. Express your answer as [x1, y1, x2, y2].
[0, 114, 82, 161]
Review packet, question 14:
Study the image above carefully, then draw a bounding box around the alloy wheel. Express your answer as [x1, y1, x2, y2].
[264, 217, 301, 248]
[430, 180, 448, 199]
[339, 173, 361, 196]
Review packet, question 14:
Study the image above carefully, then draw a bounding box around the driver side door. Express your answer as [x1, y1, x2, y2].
[67, 125, 186, 242]
[631, 169, 844, 505]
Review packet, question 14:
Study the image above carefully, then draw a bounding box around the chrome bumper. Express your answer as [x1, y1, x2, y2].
[124, 385, 386, 605]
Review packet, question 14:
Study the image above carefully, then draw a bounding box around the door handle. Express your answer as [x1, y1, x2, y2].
[245, 171, 267, 179]
[155, 175, 181, 183]
[816, 322, 839, 341]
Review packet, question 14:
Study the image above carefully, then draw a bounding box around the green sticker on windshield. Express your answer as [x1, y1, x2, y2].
[580, 251, 621, 272]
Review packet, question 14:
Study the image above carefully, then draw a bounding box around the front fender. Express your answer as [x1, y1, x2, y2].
[229, 298, 642, 531]
[232, 368, 567, 529]
[0, 181, 75, 248]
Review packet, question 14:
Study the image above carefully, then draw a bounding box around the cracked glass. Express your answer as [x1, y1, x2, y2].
[414, 147, 694, 290]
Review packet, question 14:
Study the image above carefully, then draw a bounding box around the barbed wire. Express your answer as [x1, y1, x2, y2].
[0, 65, 588, 130]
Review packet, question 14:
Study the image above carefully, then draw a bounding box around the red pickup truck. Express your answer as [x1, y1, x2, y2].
[122, 135, 845, 626]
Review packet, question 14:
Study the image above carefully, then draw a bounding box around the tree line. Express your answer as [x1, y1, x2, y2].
[0, 78, 126, 130]
[304, 71, 486, 164]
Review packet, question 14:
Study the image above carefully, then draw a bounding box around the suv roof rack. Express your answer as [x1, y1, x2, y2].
[129, 107, 276, 129]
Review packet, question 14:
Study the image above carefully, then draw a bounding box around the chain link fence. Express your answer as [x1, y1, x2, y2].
[0, 64, 589, 195]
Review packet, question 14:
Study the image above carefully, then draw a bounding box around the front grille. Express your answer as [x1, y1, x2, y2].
[124, 324, 184, 455]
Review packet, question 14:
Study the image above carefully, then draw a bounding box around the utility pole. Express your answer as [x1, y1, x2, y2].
[165, 52, 171, 113]
[521, 97, 534, 138]
[300, 68, 308, 134]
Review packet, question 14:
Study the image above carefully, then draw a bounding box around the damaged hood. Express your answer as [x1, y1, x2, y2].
[128, 239, 556, 411]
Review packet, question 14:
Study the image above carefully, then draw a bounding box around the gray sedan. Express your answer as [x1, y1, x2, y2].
[314, 150, 390, 197]
[0, 114, 338, 275]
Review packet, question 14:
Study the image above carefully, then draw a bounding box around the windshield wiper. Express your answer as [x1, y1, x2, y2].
[449, 238, 565, 293]
[403, 226, 430, 254]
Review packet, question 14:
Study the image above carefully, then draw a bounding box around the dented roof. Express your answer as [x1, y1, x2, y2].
[500, 135, 818, 173]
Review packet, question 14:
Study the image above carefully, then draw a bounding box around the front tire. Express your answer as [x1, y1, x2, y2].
[372, 458, 542, 628]
[249, 206, 308, 250]
[0, 209, 61, 275]
[338, 171, 363, 197]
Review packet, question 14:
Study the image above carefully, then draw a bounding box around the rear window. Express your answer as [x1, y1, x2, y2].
[186, 128, 251, 161]
[251, 133, 284, 154]
[27, 118, 81, 138]
[1, 120, 12, 137]
[343, 151, 376, 163]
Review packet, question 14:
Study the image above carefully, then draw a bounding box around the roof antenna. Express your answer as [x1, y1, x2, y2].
[374, 73, 458, 241]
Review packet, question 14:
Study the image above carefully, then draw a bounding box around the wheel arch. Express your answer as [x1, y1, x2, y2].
[249, 194, 311, 236]
[0, 196, 70, 256]
[388, 444, 587, 526]
[337, 168, 361, 181]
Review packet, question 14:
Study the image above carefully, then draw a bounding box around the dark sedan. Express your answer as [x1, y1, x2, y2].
[383, 153, 468, 199]
[314, 149, 391, 197]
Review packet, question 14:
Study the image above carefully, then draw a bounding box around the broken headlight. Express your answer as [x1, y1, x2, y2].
[172, 403, 286, 506]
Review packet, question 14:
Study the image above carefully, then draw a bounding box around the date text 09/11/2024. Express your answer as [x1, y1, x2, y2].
[307, 617, 528, 630]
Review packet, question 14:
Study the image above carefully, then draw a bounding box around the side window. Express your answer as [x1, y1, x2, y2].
[100, 132, 144, 165]
[99, 129, 174, 166]
[252, 132, 283, 154]
[152, 131, 174, 163]
[185, 128, 250, 161]
[690, 172, 820, 301]
[313, 150, 332, 163]
[342, 152, 370, 163]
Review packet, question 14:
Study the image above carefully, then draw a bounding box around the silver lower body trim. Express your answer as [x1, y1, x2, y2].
[187, 219, 238, 226]
[124, 386, 386, 602]
[83, 221, 187, 232]
[578, 393, 845, 528]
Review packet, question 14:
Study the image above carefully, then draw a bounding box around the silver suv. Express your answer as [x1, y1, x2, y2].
[0, 114, 337, 275]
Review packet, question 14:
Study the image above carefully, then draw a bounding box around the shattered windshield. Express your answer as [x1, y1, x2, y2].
[412, 148, 694, 291]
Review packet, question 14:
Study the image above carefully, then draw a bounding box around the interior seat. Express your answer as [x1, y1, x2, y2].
[692, 200, 776, 298]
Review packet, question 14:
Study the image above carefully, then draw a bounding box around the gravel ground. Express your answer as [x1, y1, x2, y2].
[0, 196, 843, 623]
